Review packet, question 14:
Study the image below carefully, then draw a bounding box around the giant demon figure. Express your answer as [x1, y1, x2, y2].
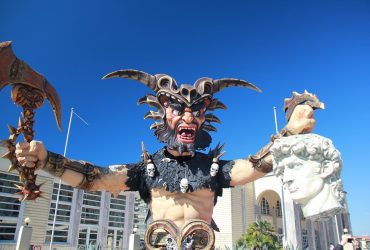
[3, 41, 320, 248]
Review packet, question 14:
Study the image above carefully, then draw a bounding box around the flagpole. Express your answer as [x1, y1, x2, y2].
[273, 106, 287, 246]
[49, 107, 74, 249]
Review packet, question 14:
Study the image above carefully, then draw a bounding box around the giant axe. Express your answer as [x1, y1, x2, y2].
[0, 41, 62, 201]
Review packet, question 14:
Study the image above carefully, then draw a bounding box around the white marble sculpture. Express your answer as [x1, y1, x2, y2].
[271, 134, 345, 220]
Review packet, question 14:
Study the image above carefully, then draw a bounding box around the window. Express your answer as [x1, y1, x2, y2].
[276, 200, 282, 217]
[133, 197, 148, 239]
[108, 195, 126, 229]
[0, 172, 22, 242]
[302, 229, 308, 248]
[107, 194, 126, 249]
[109, 194, 125, 228]
[80, 191, 101, 226]
[45, 183, 74, 243]
[260, 197, 270, 215]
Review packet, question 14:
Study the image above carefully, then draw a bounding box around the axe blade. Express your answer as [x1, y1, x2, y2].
[0, 41, 62, 130]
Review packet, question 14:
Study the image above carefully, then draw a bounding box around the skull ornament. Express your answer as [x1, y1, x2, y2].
[210, 162, 219, 177]
[146, 163, 155, 177]
[180, 178, 189, 193]
[166, 235, 178, 250]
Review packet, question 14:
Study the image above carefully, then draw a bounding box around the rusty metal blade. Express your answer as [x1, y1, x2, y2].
[0, 41, 62, 130]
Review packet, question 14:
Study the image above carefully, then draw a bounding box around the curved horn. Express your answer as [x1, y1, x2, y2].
[212, 78, 262, 94]
[102, 69, 157, 91]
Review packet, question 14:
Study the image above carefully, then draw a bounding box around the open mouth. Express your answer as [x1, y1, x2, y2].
[177, 125, 197, 143]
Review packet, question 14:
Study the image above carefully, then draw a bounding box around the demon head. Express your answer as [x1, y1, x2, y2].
[103, 70, 261, 155]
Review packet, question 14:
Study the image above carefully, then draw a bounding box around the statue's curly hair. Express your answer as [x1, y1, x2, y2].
[271, 134, 344, 203]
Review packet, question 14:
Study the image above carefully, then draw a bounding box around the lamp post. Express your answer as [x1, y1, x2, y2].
[16, 217, 32, 250]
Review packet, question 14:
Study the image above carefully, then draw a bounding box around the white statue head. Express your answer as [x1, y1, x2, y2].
[180, 178, 189, 193]
[270, 134, 344, 220]
[146, 163, 155, 177]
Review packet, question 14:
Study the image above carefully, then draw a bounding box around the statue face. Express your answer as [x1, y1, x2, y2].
[280, 155, 324, 204]
[165, 104, 206, 145]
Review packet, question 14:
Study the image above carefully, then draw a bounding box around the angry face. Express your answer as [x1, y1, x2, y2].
[160, 99, 209, 155]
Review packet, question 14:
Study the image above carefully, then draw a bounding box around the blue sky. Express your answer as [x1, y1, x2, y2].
[1, 0, 369, 235]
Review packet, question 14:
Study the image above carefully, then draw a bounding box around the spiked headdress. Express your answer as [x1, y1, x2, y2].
[103, 69, 261, 139]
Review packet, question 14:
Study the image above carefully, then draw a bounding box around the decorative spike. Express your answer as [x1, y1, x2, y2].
[144, 110, 163, 120]
[1, 139, 12, 147]
[208, 142, 225, 157]
[14, 184, 24, 190]
[1, 151, 11, 160]
[137, 94, 163, 109]
[205, 114, 221, 124]
[37, 181, 46, 188]
[8, 164, 17, 172]
[7, 124, 17, 134]
[18, 116, 23, 128]
[9, 133, 19, 142]
[202, 124, 217, 132]
[141, 142, 149, 162]
[19, 173, 26, 183]
[215, 142, 225, 153]
[21, 194, 29, 201]
[207, 99, 227, 111]
[38, 194, 47, 200]
[137, 95, 147, 104]
[213, 151, 226, 162]
[150, 122, 163, 130]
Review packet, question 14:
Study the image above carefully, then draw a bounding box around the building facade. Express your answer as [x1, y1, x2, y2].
[0, 146, 147, 250]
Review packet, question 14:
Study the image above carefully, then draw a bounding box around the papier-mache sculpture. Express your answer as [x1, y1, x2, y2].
[271, 133, 345, 220]
[2, 41, 327, 249]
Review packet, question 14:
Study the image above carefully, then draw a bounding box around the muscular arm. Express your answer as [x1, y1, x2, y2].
[229, 158, 267, 186]
[42, 151, 131, 194]
[15, 141, 134, 195]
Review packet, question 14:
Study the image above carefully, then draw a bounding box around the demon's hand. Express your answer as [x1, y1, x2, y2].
[285, 104, 316, 135]
[283, 91, 324, 135]
[15, 141, 48, 170]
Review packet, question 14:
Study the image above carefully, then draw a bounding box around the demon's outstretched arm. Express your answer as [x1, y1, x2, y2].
[15, 141, 131, 195]
[229, 103, 317, 186]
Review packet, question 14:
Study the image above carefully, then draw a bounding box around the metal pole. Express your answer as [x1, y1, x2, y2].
[273, 106, 288, 246]
[273, 106, 279, 134]
[49, 107, 74, 249]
